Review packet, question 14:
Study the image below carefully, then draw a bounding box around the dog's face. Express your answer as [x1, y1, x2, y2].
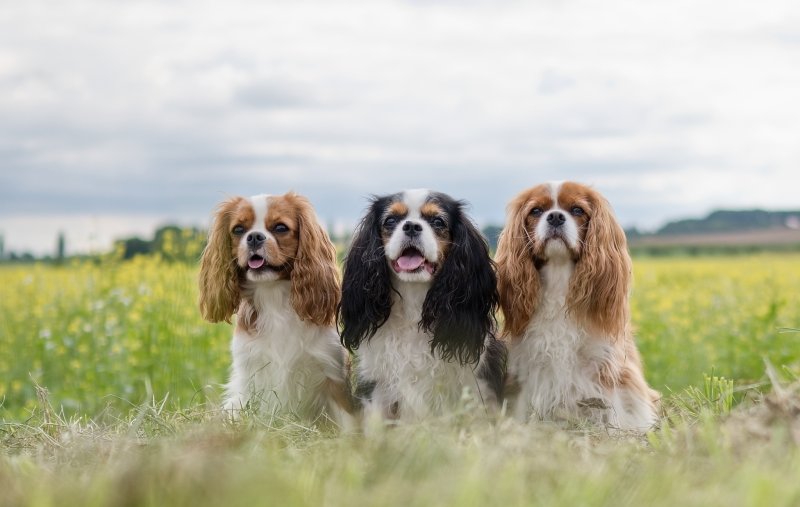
[225, 195, 301, 283]
[339, 189, 498, 364]
[198, 192, 340, 327]
[379, 189, 454, 283]
[496, 181, 631, 338]
[517, 182, 593, 262]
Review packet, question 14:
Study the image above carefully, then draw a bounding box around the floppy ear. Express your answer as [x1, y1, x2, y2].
[421, 203, 498, 365]
[198, 197, 244, 323]
[338, 197, 393, 351]
[495, 194, 540, 338]
[568, 191, 631, 339]
[289, 193, 341, 327]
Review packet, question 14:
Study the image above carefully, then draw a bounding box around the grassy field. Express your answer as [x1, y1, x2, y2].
[2, 253, 800, 506]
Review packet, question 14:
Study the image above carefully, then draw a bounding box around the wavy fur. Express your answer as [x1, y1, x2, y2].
[567, 190, 631, 339]
[420, 196, 498, 365]
[198, 197, 245, 323]
[338, 195, 395, 351]
[288, 193, 341, 327]
[495, 192, 541, 338]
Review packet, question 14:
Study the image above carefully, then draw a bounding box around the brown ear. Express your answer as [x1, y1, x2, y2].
[198, 197, 243, 323]
[495, 193, 540, 338]
[567, 191, 631, 339]
[288, 193, 341, 327]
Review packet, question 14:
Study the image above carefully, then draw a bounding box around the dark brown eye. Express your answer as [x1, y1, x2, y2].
[431, 217, 446, 229]
[384, 216, 398, 228]
[273, 223, 289, 233]
[232, 225, 246, 235]
[571, 206, 585, 217]
[531, 208, 543, 217]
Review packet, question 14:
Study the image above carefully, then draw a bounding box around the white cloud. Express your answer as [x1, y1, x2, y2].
[1, 0, 799, 254]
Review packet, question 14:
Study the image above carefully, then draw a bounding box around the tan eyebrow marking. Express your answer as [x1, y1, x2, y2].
[421, 202, 443, 217]
[389, 202, 408, 216]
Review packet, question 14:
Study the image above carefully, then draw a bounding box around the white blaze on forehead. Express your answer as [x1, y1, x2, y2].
[402, 188, 430, 217]
[240, 194, 275, 253]
[548, 181, 564, 203]
[249, 194, 271, 232]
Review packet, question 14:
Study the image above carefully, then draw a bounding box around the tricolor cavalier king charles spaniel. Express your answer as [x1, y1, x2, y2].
[198, 192, 354, 427]
[339, 189, 505, 422]
[496, 181, 659, 431]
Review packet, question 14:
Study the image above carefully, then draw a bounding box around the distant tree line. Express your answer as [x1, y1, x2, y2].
[0, 224, 506, 264]
[113, 225, 207, 262]
[3, 209, 797, 264]
[0, 232, 69, 264]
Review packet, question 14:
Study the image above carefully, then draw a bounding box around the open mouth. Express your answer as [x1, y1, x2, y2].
[246, 254, 284, 273]
[391, 247, 437, 275]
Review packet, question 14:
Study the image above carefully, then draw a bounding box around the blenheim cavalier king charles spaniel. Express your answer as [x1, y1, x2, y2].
[496, 181, 659, 431]
[199, 192, 354, 428]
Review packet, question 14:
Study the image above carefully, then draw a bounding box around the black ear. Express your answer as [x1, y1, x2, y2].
[338, 196, 394, 351]
[421, 202, 498, 365]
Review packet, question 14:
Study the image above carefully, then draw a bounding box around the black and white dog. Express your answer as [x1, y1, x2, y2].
[339, 189, 505, 422]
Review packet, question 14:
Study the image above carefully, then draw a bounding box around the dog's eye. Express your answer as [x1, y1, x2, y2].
[232, 225, 246, 236]
[384, 216, 397, 228]
[431, 217, 446, 229]
[571, 206, 585, 217]
[530, 208, 543, 217]
[273, 223, 289, 233]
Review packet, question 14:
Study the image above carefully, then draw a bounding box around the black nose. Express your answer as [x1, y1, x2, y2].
[246, 232, 266, 247]
[402, 221, 423, 237]
[547, 211, 566, 227]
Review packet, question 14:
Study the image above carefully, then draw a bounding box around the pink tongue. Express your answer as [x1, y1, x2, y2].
[248, 257, 266, 269]
[397, 254, 425, 271]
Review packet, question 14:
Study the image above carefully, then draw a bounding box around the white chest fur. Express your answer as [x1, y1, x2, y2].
[356, 283, 486, 420]
[508, 260, 618, 423]
[224, 281, 344, 418]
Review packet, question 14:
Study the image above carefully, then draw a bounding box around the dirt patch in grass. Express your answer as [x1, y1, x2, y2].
[720, 378, 800, 451]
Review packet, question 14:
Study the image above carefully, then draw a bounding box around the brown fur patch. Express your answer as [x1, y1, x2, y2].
[235, 300, 259, 335]
[231, 205, 255, 230]
[561, 183, 631, 339]
[420, 201, 442, 217]
[388, 201, 408, 217]
[323, 377, 356, 415]
[495, 184, 554, 338]
[435, 235, 451, 264]
[198, 196, 248, 323]
[422, 203, 452, 263]
[278, 193, 341, 327]
[262, 195, 301, 280]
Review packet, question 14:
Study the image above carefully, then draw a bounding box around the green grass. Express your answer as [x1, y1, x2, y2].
[2, 253, 800, 506]
[2, 381, 800, 507]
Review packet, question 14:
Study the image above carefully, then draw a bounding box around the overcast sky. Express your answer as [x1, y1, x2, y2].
[1, 0, 799, 255]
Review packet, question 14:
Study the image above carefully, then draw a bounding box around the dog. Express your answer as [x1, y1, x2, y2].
[198, 192, 354, 428]
[496, 181, 659, 430]
[339, 189, 505, 423]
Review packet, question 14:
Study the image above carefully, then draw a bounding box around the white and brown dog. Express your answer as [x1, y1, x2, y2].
[199, 192, 354, 427]
[496, 181, 659, 431]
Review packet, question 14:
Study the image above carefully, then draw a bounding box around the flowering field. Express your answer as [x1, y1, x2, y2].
[1, 253, 800, 507]
[2, 254, 798, 419]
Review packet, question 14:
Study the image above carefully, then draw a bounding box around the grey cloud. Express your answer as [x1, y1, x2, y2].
[233, 81, 313, 110]
[2, 0, 800, 256]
